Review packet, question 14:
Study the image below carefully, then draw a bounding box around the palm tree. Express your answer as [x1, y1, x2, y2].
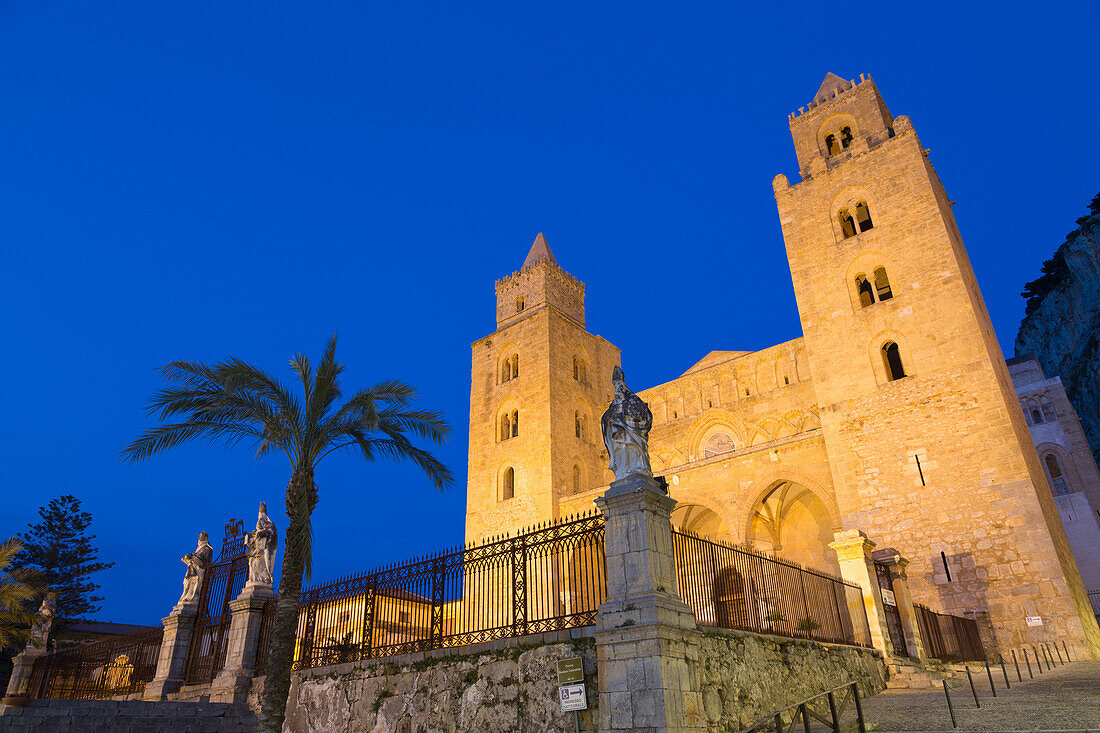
[0, 538, 41, 651]
[122, 336, 452, 732]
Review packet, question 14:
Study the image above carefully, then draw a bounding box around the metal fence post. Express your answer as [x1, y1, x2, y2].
[1024, 648, 1033, 678]
[942, 680, 957, 729]
[1011, 649, 1021, 682]
[984, 659, 996, 697]
[1053, 642, 1064, 664]
[965, 667, 980, 708]
[1062, 640, 1071, 662]
[852, 682, 866, 733]
[999, 656, 1009, 689]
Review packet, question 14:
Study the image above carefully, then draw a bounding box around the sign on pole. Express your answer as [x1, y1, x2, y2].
[557, 657, 583, 685]
[559, 683, 587, 712]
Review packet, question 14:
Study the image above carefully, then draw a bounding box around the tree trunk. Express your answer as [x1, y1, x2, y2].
[257, 466, 316, 733]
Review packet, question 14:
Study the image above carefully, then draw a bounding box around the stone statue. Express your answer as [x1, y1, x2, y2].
[601, 366, 654, 481]
[178, 531, 214, 606]
[245, 502, 278, 587]
[27, 593, 56, 650]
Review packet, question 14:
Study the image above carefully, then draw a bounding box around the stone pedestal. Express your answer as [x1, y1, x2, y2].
[210, 583, 274, 703]
[829, 529, 895, 657]
[595, 474, 705, 732]
[143, 603, 199, 700]
[873, 547, 926, 661]
[3, 647, 46, 702]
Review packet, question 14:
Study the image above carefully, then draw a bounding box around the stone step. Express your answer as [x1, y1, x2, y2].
[0, 699, 256, 732]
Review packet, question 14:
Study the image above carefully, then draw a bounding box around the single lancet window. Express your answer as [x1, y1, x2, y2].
[882, 342, 906, 381]
[501, 466, 515, 501]
[856, 274, 874, 307]
[511, 410, 519, 438]
[855, 201, 874, 232]
[839, 209, 857, 238]
[825, 133, 840, 155]
[783, 376, 790, 385]
[1031, 409, 1043, 424]
[873, 267, 893, 301]
[840, 126, 854, 148]
[516, 296, 525, 313]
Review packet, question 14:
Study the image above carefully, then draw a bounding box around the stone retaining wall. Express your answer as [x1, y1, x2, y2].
[694, 627, 887, 729]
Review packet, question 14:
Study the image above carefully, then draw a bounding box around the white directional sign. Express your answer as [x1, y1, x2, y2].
[1025, 615, 1043, 627]
[881, 589, 896, 606]
[559, 683, 587, 712]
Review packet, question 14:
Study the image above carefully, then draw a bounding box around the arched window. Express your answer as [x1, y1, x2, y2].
[512, 354, 519, 378]
[501, 467, 515, 501]
[516, 296, 525, 313]
[855, 201, 874, 232]
[825, 133, 840, 155]
[573, 356, 579, 380]
[1031, 409, 1043, 424]
[572, 465, 581, 494]
[840, 126, 853, 149]
[502, 359, 512, 383]
[500, 413, 511, 441]
[856, 274, 875, 307]
[1045, 454, 1068, 495]
[511, 410, 519, 437]
[873, 267, 893, 301]
[882, 342, 906, 381]
[704, 433, 736, 458]
[575, 411, 583, 439]
[838, 209, 857, 238]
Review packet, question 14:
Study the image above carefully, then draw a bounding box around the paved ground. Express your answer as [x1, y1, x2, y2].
[861, 660, 1100, 732]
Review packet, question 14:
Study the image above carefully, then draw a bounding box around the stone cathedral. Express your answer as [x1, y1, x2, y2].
[464, 74, 1100, 656]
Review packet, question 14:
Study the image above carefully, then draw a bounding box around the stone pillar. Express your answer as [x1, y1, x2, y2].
[829, 529, 894, 658]
[595, 474, 705, 732]
[872, 547, 926, 661]
[210, 583, 274, 703]
[2, 647, 46, 703]
[143, 602, 199, 700]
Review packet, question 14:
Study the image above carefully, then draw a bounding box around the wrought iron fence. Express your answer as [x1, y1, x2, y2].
[27, 628, 164, 700]
[291, 510, 606, 670]
[253, 597, 277, 677]
[672, 529, 872, 647]
[914, 603, 985, 661]
[741, 680, 866, 733]
[183, 523, 249, 684]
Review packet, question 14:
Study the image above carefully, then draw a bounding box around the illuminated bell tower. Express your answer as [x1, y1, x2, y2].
[464, 234, 620, 543]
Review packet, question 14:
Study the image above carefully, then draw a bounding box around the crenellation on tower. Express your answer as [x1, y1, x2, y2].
[494, 233, 586, 328]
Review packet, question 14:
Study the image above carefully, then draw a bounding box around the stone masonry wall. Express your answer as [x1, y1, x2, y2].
[254, 631, 599, 733]
[694, 628, 886, 730]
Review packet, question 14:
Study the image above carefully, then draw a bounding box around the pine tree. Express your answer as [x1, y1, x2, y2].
[15, 496, 114, 622]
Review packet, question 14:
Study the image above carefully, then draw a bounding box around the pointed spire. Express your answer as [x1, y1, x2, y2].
[522, 232, 557, 270]
[813, 72, 849, 103]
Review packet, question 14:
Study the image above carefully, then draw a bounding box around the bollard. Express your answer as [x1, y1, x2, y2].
[999, 656, 1010, 689]
[1024, 648, 1033, 679]
[943, 680, 958, 729]
[966, 666, 981, 708]
[1012, 649, 1022, 682]
[984, 659, 997, 697]
[1062, 640, 1071, 662]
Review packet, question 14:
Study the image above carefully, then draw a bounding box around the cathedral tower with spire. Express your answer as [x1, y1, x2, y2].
[465, 234, 621, 542]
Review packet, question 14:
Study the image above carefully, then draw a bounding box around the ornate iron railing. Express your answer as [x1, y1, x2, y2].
[672, 529, 872, 647]
[291, 510, 606, 669]
[741, 680, 866, 733]
[183, 524, 249, 684]
[27, 628, 164, 700]
[253, 596, 277, 677]
[914, 603, 985, 661]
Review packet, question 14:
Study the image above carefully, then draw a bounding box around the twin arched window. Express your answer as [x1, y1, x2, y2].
[882, 342, 906, 381]
[856, 267, 893, 307]
[573, 356, 588, 382]
[500, 410, 519, 441]
[839, 201, 874, 238]
[574, 411, 590, 440]
[824, 125, 855, 156]
[501, 354, 519, 383]
[501, 466, 515, 501]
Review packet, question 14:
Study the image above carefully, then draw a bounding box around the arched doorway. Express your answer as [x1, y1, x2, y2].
[671, 503, 730, 542]
[748, 482, 839, 575]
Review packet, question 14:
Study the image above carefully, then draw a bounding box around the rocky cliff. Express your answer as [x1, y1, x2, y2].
[1015, 193, 1100, 466]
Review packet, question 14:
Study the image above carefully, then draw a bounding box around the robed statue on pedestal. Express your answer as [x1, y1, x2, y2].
[601, 366, 654, 481]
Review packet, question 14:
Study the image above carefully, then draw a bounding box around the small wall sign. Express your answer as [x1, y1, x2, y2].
[557, 657, 583, 684]
[559, 683, 587, 712]
[881, 589, 896, 606]
[1026, 616, 1043, 627]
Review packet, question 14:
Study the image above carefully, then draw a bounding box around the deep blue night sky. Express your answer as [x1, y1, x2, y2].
[2, 3, 1097, 624]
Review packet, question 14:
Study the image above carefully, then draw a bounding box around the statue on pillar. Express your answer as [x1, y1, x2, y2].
[245, 502, 278, 587]
[27, 593, 56, 651]
[178, 531, 213, 606]
[601, 366, 654, 481]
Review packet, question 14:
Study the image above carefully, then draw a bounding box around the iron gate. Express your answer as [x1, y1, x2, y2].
[183, 518, 249, 684]
[874, 561, 909, 658]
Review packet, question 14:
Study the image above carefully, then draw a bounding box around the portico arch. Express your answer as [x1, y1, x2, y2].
[743, 479, 841, 575]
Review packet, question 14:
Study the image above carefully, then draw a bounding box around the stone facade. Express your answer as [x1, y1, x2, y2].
[464, 74, 1100, 659]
